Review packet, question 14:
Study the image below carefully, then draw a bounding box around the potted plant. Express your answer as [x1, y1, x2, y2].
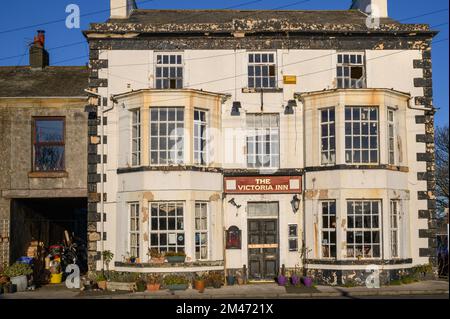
[96, 272, 107, 290]
[290, 265, 301, 286]
[300, 244, 313, 287]
[148, 249, 165, 264]
[146, 274, 162, 291]
[207, 272, 223, 288]
[135, 277, 147, 292]
[193, 273, 207, 293]
[3, 263, 33, 292]
[102, 250, 114, 272]
[226, 272, 235, 286]
[277, 264, 288, 286]
[129, 256, 137, 264]
[163, 274, 189, 291]
[165, 251, 186, 263]
[107, 271, 138, 291]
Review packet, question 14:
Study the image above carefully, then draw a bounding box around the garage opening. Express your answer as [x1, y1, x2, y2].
[9, 198, 88, 280]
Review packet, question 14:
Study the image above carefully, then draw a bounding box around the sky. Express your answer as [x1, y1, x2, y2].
[0, 0, 448, 126]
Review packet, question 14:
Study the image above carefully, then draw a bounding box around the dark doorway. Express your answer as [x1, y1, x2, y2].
[9, 198, 87, 273]
[248, 219, 279, 280]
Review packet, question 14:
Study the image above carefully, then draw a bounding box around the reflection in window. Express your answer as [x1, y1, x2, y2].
[150, 202, 185, 253]
[321, 201, 337, 258]
[248, 52, 276, 89]
[150, 107, 184, 165]
[336, 53, 366, 88]
[320, 108, 336, 165]
[33, 118, 65, 171]
[246, 114, 280, 168]
[345, 106, 379, 164]
[155, 54, 183, 89]
[195, 202, 208, 260]
[346, 200, 381, 259]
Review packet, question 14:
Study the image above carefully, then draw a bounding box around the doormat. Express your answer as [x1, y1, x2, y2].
[285, 285, 319, 294]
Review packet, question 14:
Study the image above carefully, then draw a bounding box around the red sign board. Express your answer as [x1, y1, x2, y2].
[224, 176, 302, 194]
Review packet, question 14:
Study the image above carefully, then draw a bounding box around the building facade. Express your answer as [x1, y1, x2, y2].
[83, 0, 437, 284]
[0, 32, 89, 268]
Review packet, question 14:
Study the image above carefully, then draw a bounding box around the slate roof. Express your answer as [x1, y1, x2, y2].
[0, 66, 88, 98]
[86, 9, 433, 34]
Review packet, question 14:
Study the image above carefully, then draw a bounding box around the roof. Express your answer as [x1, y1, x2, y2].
[86, 9, 433, 34]
[112, 88, 231, 100]
[0, 66, 88, 98]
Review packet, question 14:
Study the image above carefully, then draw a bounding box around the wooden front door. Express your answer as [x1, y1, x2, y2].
[248, 219, 278, 280]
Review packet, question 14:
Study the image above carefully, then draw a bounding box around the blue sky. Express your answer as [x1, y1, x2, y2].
[0, 0, 448, 126]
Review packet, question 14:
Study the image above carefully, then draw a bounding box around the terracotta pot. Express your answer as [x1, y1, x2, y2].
[194, 279, 205, 293]
[151, 257, 165, 264]
[97, 280, 107, 290]
[147, 283, 160, 291]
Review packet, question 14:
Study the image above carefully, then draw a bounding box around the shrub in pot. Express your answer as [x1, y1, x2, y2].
[96, 272, 107, 290]
[148, 249, 165, 264]
[301, 276, 313, 288]
[207, 272, 223, 288]
[163, 274, 189, 291]
[135, 278, 147, 292]
[165, 251, 186, 263]
[146, 274, 162, 291]
[3, 263, 33, 292]
[193, 273, 207, 293]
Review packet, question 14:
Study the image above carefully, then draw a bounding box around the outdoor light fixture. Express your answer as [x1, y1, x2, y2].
[231, 101, 242, 116]
[228, 198, 241, 208]
[291, 194, 300, 213]
[284, 99, 297, 115]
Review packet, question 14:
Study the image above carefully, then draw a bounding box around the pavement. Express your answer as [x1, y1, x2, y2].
[0, 280, 448, 299]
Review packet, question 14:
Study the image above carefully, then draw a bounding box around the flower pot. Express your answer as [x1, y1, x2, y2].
[166, 256, 186, 263]
[291, 275, 300, 286]
[97, 280, 107, 290]
[194, 280, 205, 293]
[166, 283, 188, 291]
[212, 281, 222, 289]
[136, 281, 146, 292]
[277, 275, 288, 286]
[10, 275, 27, 292]
[107, 281, 136, 292]
[151, 257, 165, 264]
[302, 277, 313, 288]
[50, 272, 63, 284]
[147, 283, 161, 291]
[226, 276, 235, 286]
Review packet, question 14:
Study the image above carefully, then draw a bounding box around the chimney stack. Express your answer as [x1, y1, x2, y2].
[351, 0, 388, 18]
[110, 0, 137, 19]
[29, 30, 49, 69]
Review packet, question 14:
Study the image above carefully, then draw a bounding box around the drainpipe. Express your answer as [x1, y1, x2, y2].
[407, 96, 436, 112]
[298, 96, 307, 271]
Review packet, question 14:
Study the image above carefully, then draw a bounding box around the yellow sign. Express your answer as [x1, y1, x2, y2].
[283, 75, 297, 84]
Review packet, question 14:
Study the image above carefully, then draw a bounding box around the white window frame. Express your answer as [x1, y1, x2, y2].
[194, 108, 209, 166]
[246, 113, 280, 169]
[150, 107, 184, 165]
[128, 202, 140, 258]
[320, 200, 337, 259]
[155, 53, 183, 89]
[345, 106, 379, 164]
[387, 108, 396, 165]
[336, 52, 366, 89]
[131, 109, 141, 166]
[149, 201, 185, 253]
[248, 52, 277, 89]
[320, 107, 336, 165]
[346, 200, 382, 259]
[389, 200, 400, 258]
[195, 202, 209, 260]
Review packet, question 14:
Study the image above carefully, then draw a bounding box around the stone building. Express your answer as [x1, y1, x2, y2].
[82, 0, 437, 284]
[0, 31, 89, 267]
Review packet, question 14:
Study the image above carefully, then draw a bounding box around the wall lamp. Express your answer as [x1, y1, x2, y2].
[228, 198, 242, 209]
[231, 101, 242, 116]
[291, 194, 301, 213]
[284, 99, 297, 115]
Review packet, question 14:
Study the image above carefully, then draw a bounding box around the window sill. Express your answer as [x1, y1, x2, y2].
[28, 171, 68, 178]
[241, 88, 283, 93]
